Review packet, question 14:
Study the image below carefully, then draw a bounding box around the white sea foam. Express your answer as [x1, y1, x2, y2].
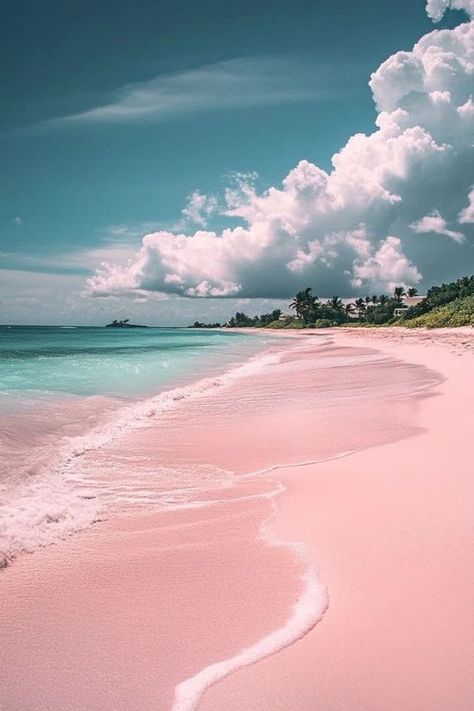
[0, 346, 287, 567]
[0, 475, 99, 568]
[63, 350, 283, 458]
[173, 530, 328, 711]
[170, 452, 358, 710]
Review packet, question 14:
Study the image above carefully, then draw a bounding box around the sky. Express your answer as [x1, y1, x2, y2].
[1, 0, 473, 325]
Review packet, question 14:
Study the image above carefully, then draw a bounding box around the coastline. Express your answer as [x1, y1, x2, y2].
[201, 327, 474, 711]
[0, 328, 278, 568]
[0, 327, 472, 710]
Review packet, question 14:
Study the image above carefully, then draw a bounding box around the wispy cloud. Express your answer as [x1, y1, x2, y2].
[180, 191, 218, 227]
[99, 222, 165, 241]
[0, 243, 137, 275]
[39, 57, 334, 129]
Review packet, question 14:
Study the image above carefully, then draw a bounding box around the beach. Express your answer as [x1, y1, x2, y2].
[202, 327, 474, 711]
[1, 327, 473, 710]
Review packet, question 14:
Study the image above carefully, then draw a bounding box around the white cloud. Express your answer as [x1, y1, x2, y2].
[181, 191, 218, 227]
[43, 58, 329, 128]
[351, 236, 422, 291]
[87, 4, 474, 299]
[0, 268, 291, 326]
[410, 210, 465, 242]
[12, 216, 23, 226]
[459, 187, 474, 222]
[99, 222, 163, 241]
[426, 0, 474, 22]
[0, 243, 138, 275]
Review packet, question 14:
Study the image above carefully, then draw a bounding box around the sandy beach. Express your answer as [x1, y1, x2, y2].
[1, 327, 472, 710]
[202, 327, 474, 711]
[3, 0, 473, 707]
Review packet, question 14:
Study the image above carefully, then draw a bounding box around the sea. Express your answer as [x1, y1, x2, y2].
[0, 325, 279, 567]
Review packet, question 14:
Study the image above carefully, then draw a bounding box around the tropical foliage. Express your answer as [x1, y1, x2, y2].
[189, 275, 473, 330]
[191, 321, 222, 328]
[400, 295, 474, 328]
[227, 309, 283, 328]
[400, 276, 474, 321]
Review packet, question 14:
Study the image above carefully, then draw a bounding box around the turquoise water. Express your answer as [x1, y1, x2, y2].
[0, 326, 273, 402]
[0, 325, 280, 566]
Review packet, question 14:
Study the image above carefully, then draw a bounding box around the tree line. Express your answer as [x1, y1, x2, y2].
[286, 286, 418, 326]
[190, 275, 474, 329]
[218, 286, 418, 328]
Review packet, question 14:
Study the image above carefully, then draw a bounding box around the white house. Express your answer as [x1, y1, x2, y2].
[394, 295, 424, 316]
[278, 312, 294, 321]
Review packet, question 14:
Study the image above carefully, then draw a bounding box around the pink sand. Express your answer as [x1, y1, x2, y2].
[201, 328, 474, 711]
[0, 328, 472, 710]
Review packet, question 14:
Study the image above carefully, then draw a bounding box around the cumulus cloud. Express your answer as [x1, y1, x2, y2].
[88, 3, 473, 299]
[351, 236, 422, 291]
[410, 210, 465, 241]
[426, 0, 474, 22]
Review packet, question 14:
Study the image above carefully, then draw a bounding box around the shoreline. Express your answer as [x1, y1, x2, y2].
[0, 328, 471, 710]
[201, 327, 474, 711]
[0, 329, 281, 569]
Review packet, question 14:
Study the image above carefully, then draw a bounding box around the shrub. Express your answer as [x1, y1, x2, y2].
[402, 275, 474, 320]
[401, 295, 474, 328]
[265, 317, 304, 329]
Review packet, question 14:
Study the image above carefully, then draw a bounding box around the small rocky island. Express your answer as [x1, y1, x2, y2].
[105, 319, 147, 328]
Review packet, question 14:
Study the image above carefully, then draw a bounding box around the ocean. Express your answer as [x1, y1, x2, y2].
[0, 325, 278, 566]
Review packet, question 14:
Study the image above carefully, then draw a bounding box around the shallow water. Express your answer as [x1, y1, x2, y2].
[0, 326, 277, 565]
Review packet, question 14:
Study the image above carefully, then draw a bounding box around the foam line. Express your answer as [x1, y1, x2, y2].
[172, 456, 331, 711]
[172, 541, 327, 711]
[0, 343, 296, 568]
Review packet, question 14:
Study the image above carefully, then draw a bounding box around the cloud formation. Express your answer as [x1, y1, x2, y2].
[426, 0, 474, 21]
[88, 2, 473, 299]
[459, 187, 474, 222]
[410, 210, 465, 242]
[181, 191, 218, 227]
[45, 58, 329, 127]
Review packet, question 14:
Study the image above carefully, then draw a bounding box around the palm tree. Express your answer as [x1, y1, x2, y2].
[365, 294, 378, 309]
[407, 287, 418, 297]
[378, 294, 389, 305]
[354, 298, 366, 320]
[328, 296, 344, 311]
[344, 303, 355, 317]
[289, 287, 318, 322]
[393, 286, 406, 303]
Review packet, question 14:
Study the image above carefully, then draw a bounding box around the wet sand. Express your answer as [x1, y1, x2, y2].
[202, 328, 474, 711]
[1, 328, 471, 710]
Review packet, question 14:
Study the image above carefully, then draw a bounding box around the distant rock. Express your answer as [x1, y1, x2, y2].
[105, 319, 147, 328]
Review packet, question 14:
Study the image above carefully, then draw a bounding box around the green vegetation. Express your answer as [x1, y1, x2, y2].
[188, 275, 473, 330]
[400, 295, 474, 328]
[190, 321, 222, 328]
[400, 276, 474, 321]
[105, 319, 147, 328]
[227, 310, 283, 328]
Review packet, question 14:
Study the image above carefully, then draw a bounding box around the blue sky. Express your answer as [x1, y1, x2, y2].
[1, 0, 472, 324]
